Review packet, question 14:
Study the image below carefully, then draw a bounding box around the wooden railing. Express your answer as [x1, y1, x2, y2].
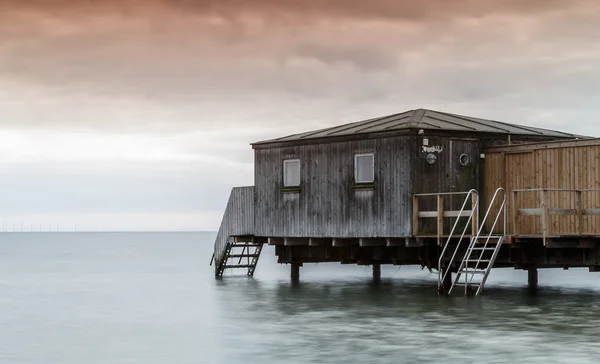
[213, 186, 255, 265]
[413, 191, 479, 245]
[511, 189, 600, 244]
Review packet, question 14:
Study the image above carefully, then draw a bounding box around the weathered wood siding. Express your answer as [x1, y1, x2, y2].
[214, 186, 255, 262]
[254, 136, 413, 238]
[484, 140, 600, 236]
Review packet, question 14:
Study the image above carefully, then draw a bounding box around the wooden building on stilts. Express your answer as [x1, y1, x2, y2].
[210, 108, 600, 296]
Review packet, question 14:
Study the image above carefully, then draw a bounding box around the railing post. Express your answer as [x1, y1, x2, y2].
[471, 191, 479, 236]
[503, 190, 507, 237]
[511, 190, 517, 236]
[576, 190, 583, 235]
[540, 189, 547, 246]
[437, 195, 444, 246]
[413, 195, 419, 236]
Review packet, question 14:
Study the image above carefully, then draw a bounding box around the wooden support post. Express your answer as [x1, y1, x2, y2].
[437, 195, 444, 246]
[576, 190, 583, 235]
[511, 190, 517, 236]
[528, 268, 538, 294]
[373, 263, 381, 281]
[437, 266, 453, 296]
[291, 263, 300, 282]
[413, 196, 419, 236]
[443, 268, 452, 293]
[540, 189, 547, 247]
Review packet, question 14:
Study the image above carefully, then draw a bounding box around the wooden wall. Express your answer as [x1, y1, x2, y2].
[483, 140, 600, 236]
[213, 186, 255, 262]
[253, 136, 413, 238]
[251, 132, 579, 239]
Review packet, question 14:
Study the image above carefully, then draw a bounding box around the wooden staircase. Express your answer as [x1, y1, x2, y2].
[211, 186, 258, 278]
[213, 240, 264, 277]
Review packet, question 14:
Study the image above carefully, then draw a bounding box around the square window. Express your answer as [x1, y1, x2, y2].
[354, 153, 374, 183]
[283, 159, 301, 187]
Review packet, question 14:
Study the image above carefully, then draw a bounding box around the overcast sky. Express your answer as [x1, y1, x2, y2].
[1, 0, 600, 231]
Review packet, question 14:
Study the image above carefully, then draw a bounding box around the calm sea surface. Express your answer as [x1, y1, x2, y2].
[1, 232, 600, 363]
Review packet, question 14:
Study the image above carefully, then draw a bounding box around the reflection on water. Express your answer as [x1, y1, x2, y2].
[217, 276, 600, 364]
[1, 233, 600, 364]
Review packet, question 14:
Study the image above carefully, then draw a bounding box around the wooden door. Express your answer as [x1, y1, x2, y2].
[446, 139, 479, 234]
[449, 139, 479, 193]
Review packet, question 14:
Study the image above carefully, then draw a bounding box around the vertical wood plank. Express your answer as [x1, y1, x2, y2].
[413, 195, 419, 236]
[576, 190, 583, 235]
[591, 146, 596, 234]
[437, 195, 444, 245]
[541, 189, 547, 246]
[505, 154, 512, 234]
[568, 148, 575, 233]
[536, 149, 544, 233]
[511, 190, 517, 236]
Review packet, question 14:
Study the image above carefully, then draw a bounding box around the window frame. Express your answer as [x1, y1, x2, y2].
[282, 158, 301, 189]
[354, 152, 375, 185]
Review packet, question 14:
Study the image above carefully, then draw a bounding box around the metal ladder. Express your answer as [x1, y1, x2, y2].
[451, 187, 506, 296]
[213, 239, 264, 277]
[437, 189, 479, 294]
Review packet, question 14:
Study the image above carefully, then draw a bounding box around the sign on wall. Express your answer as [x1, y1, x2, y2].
[422, 145, 443, 153]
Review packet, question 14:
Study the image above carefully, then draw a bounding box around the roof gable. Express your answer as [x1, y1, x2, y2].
[253, 108, 586, 145]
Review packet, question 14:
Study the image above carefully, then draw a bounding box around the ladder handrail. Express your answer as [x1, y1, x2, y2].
[470, 188, 506, 295]
[467, 192, 506, 283]
[473, 187, 507, 245]
[437, 189, 479, 290]
[450, 187, 506, 296]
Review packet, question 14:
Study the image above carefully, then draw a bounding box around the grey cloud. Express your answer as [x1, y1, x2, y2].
[292, 44, 399, 72]
[2, 0, 599, 102]
[3, 0, 592, 23]
[2, 0, 600, 137]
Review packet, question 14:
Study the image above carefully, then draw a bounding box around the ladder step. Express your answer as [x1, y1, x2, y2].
[223, 265, 255, 269]
[475, 235, 504, 239]
[459, 270, 486, 274]
[473, 241, 503, 246]
[466, 259, 491, 263]
[453, 282, 481, 286]
[470, 247, 496, 251]
[230, 243, 262, 247]
[227, 254, 260, 258]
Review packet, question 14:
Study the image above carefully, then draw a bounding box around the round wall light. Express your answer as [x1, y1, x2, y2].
[459, 153, 470, 166]
[426, 153, 437, 165]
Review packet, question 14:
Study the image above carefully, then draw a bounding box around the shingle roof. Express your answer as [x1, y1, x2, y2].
[253, 108, 586, 145]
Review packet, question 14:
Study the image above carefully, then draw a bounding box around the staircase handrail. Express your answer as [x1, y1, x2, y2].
[438, 189, 479, 289]
[465, 188, 506, 288]
[473, 187, 507, 245]
[449, 187, 506, 295]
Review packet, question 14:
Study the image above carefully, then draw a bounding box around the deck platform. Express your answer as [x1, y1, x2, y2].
[266, 234, 600, 272]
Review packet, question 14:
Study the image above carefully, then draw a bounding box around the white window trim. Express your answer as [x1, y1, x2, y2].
[283, 158, 301, 187]
[354, 153, 375, 183]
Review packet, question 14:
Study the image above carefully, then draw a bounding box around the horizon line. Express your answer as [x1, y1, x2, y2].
[0, 230, 218, 233]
